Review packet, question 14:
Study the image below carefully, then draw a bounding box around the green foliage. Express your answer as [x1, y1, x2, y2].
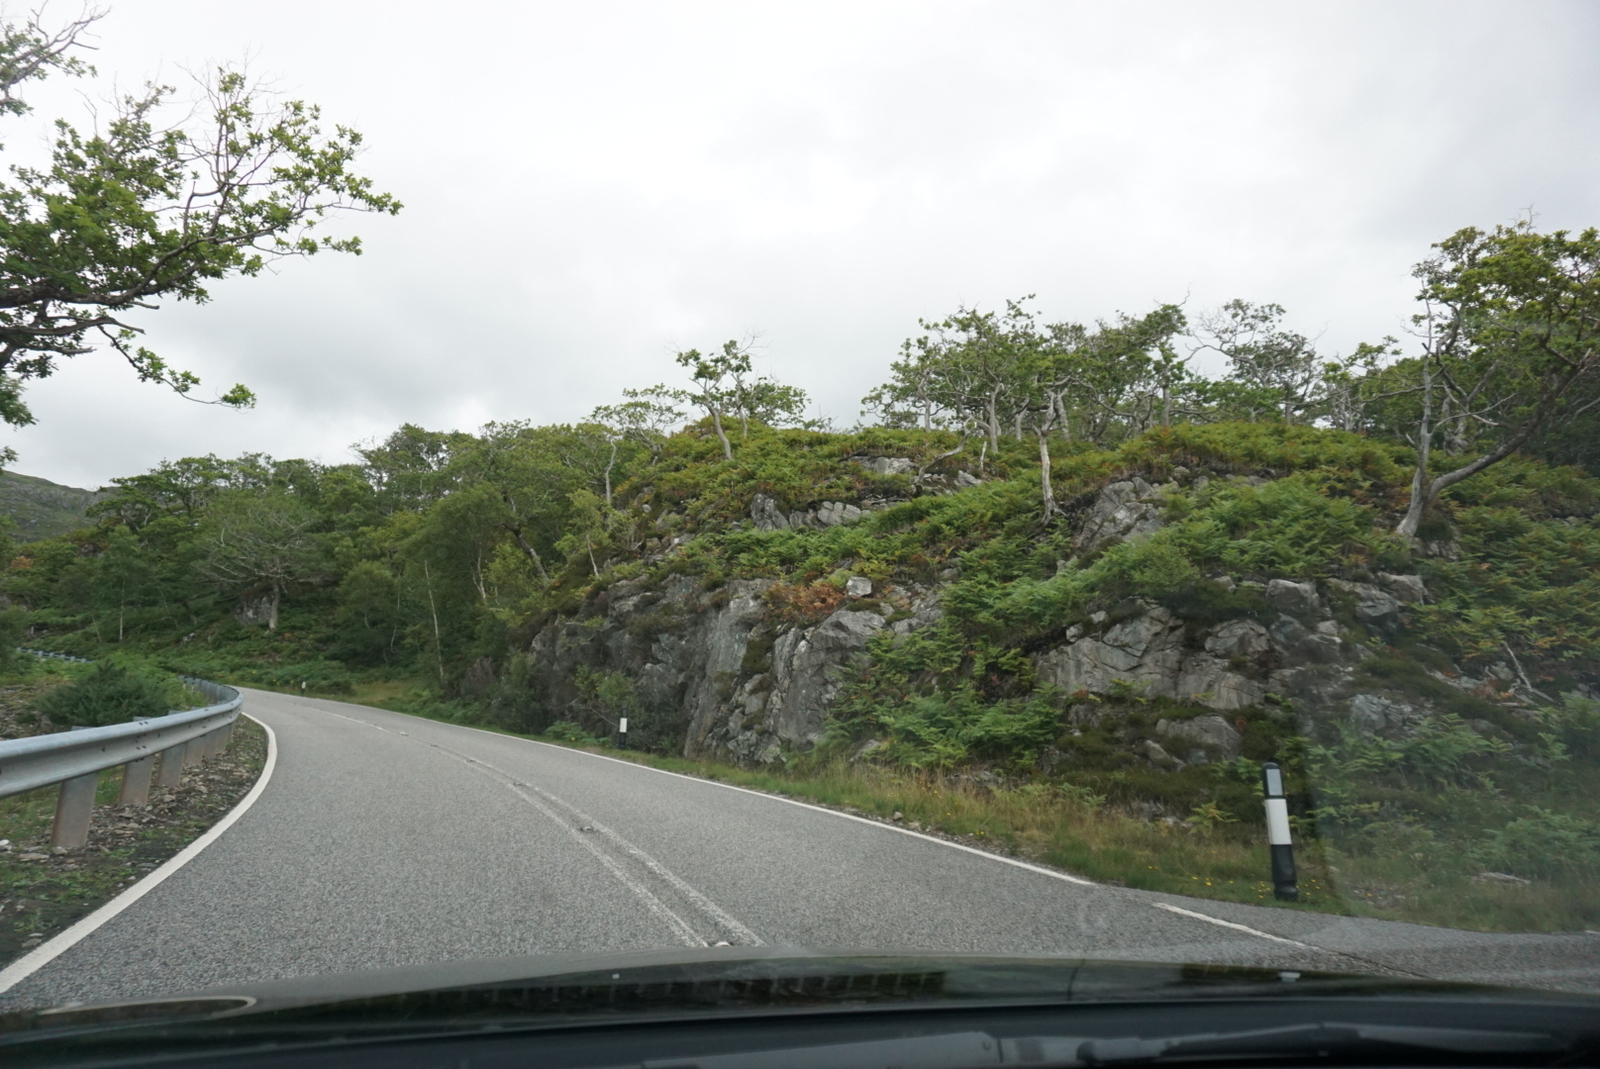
[544, 720, 604, 746]
[1173, 476, 1399, 578]
[1473, 808, 1600, 880]
[840, 685, 1061, 772]
[35, 662, 176, 727]
[0, 10, 399, 431]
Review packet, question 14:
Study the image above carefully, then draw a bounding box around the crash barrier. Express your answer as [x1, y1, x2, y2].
[0, 651, 244, 849]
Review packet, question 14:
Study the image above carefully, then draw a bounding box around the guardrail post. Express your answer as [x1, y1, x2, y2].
[183, 733, 206, 768]
[119, 754, 156, 806]
[51, 770, 98, 850]
[157, 742, 186, 787]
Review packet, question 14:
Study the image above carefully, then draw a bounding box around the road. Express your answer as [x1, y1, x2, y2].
[4, 688, 1598, 1008]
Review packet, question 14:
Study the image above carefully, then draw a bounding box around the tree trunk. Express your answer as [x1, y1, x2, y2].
[1037, 431, 1056, 520]
[422, 560, 445, 684]
[603, 440, 617, 508]
[267, 585, 281, 631]
[709, 407, 733, 460]
[1395, 360, 1435, 540]
[505, 524, 550, 582]
[985, 390, 1001, 458]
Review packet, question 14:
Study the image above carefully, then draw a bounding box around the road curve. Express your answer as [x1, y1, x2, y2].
[4, 689, 1597, 1007]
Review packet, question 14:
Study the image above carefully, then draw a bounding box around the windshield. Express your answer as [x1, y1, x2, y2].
[0, 0, 1597, 1030]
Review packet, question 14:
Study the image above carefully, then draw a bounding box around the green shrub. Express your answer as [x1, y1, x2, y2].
[545, 720, 604, 745]
[1473, 807, 1600, 879]
[35, 663, 174, 727]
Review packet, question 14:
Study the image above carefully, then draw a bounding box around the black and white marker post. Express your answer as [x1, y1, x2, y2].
[618, 717, 629, 750]
[1261, 761, 1298, 901]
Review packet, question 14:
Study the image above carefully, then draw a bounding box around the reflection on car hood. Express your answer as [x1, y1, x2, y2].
[4, 948, 1594, 1039]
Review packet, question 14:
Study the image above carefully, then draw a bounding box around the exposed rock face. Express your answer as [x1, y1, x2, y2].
[749, 493, 869, 531]
[525, 565, 904, 765]
[1265, 579, 1321, 616]
[855, 456, 916, 476]
[1348, 693, 1425, 736]
[526, 462, 1518, 773]
[762, 608, 885, 751]
[1156, 715, 1244, 765]
[1379, 573, 1429, 604]
[1268, 615, 1343, 664]
[1034, 603, 1266, 711]
[1072, 478, 1167, 554]
[1204, 618, 1271, 659]
[1327, 578, 1403, 624]
[750, 494, 790, 531]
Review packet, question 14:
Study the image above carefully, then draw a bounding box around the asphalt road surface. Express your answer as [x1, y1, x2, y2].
[5, 689, 1598, 1008]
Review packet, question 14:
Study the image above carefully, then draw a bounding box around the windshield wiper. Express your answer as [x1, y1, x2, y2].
[642, 1023, 1569, 1069]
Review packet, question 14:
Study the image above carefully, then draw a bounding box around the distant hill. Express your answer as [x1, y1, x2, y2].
[0, 471, 104, 542]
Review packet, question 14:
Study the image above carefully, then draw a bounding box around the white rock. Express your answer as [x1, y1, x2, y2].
[1378, 573, 1429, 604]
[845, 576, 873, 598]
[1265, 579, 1320, 616]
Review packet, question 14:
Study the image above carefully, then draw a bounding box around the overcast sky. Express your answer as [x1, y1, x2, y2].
[6, 0, 1598, 488]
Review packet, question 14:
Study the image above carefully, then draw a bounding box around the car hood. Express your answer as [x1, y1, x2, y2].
[4, 948, 1590, 1037]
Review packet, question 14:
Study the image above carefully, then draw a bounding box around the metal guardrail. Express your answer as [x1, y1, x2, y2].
[0, 652, 245, 849]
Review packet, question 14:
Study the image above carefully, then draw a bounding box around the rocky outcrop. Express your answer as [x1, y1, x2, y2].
[750, 493, 868, 531]
[524, 567, 912, 764]
[855, 456, 916, 476]
[522, 432, 1503, 774]
[1071, 477, 1168, 554]
[1032, 571, 1440, 749]
[1034, 603, 1267, 712]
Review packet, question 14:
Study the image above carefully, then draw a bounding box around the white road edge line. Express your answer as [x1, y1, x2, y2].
[1153, 902, 1312, 948]
[0, 714, 279, 996]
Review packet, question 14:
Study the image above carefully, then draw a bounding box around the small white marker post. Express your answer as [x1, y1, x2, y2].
[1261, 761, 1298, 901]
[618, 717, 629, 750]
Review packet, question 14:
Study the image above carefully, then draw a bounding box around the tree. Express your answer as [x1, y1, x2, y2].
[674, 339, 809, 459]
[445, 422, 588, 583]
[197, 489, 325, 629]
[0, 9, 398, 442]
[356, 424, 470, 513]
[1395, 223, 1600, 538]
[1191, 301, 1323, 423]
[590, 387, 686, 465]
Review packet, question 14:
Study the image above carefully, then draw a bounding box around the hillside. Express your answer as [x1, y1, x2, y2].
[0, 470, 101, 542]
[4, 418, 1597, 930]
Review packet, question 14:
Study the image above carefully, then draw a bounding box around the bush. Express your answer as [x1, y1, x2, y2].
[35, 663, 174, 727]
[545, 720, 604, 745]
[1473, 807, 1600, 879]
